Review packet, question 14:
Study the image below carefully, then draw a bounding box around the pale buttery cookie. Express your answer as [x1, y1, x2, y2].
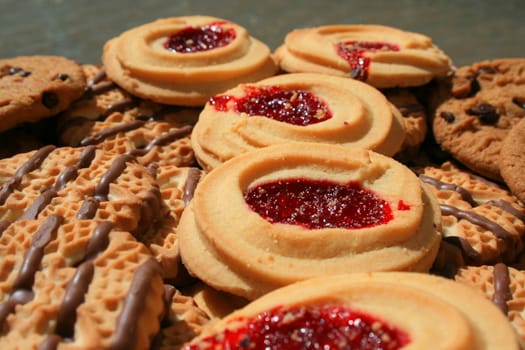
[0, 217, 165, 350]
[431, 58, 525, 181]
[417, 161, 525, 265]
[0, 55, 86, 133]
[273, 24, 451, 88]
[183, 272, 520, 350]
[102, 16, 278, 106]
[57, 64, 198, 168]
[454, 263, 525, 347]
[191, 73, 406, 171]
[500, 117, 525, 204]
[179, 143, 442, 300]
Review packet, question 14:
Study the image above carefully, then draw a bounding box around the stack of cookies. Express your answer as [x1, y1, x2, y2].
[1, 15, 524, 349]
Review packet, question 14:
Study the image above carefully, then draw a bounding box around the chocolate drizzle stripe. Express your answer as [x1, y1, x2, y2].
[492, 263, 512, 315]
[443, 236, 482, 264]
[419, 174, 478, 207]
[19, 189, 57, 220]
[110, 258, 161, 350]
[183, 168, 202, 205]
[134, 187, 162, 236]
[76, 197, 100, 220]
[126, 124, 193, 158]
[487, 199, 525, 223]
[0, 214, 63, 327]
[94, 154, 134, 201]
[38, 334, 61, 350]
[80, 119, 146, 146]
[0, 145, 55, 205]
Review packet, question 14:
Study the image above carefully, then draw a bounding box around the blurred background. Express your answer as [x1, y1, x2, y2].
[1, 0, 523, 67]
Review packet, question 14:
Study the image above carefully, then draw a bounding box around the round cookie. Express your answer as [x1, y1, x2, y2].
[102, 16, 278, 106]
[431, 58, 525, 181]
[417, 161, 525, 265]
[179, 143, 442, 300]
[500, 117, 525, 204]
[191, 72, 406, 171]
[0, 55, 86, 133]
[184, 272, 520, 349]
[273, 24, 451, 88]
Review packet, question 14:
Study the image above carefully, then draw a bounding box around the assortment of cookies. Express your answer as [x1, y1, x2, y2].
[1, 15, 524, 349]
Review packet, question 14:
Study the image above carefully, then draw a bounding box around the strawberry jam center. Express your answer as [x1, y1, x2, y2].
[209, 86, 333, 126]
[244, 178, 393, 229]
[163, 22, 235, 53]
[185, 304, 410, 350]
[336, 41, 400, 81]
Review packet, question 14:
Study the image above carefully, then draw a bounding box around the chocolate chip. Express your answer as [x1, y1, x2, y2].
[42, 92, 59, 109]
[20, 71, 31, 77]
[512, 97, 525, 110]
[440, 111, 456, 123]
[451, 77, 479, 98]
[476, 65, 498, 75]
[56, 74, 69, 81]
[8, 67, 23, 75]
[466, 103, 500, 124]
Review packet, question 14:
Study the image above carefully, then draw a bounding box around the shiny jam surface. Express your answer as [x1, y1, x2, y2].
[209, 86, 333, 126]
[163, 22, 236, 53]
[185, 304, 410, 350]
[244, 178, 393, 229]
[336, 41, 400, 81]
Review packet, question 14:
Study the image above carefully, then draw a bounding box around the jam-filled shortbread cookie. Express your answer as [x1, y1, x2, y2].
[417, 161, 525, 265]
[191, 73, 406, 171]
[102, 16, 278, 106]
[454, 263, 525, 346]
[183, 272, 520, 349]
[274, 24, 451, 88]
[0, 55, 86, 133]
[179, 143, 442, 300]
[431, 58, 525, 181]
[500, 117, 525, 204]
[58, 64, 197, 168]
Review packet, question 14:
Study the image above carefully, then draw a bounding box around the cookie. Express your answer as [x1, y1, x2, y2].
[191, 72, 406, 171]
[417, 161, 525, 265]
[273, 24, 451, 88]
[0, 55, 86, 133]
[102, 16, 278, 106]
[57, 65, 198, 168]
[500, 117, 525, 204]
[179, 143, 442, 300]
[453, 263, 525, 346]
[184, 272, 520, 349]
[431, 58, 525, 181]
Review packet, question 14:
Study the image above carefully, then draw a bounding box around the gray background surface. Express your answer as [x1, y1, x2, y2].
[1, 0, 524, 67]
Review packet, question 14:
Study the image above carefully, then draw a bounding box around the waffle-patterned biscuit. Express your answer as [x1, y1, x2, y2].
[431, 58, 525, 181]
[58, 65, 198, 168]
[184, 272, 520, 349]
[417, 161, 525, 265]
[274, 24, 451, 88]
[102, 16, 278, 106]
[191, 73, 406, 171]
[500, 117, 525, 204]
[0, 55, 86, 133]
[0, 217, 164, 350]
[454, 263, 525, 347]
[179, 143, 442, 300]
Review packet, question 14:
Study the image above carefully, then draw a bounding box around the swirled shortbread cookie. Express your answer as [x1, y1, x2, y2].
[0, 217, 165, 350]
[102, 16, 278, 106]
[417, 161, 525, 265]
[500, 117, 525, 204]
[183, 272, 520, 349]
[58, 65, 197, 168]
[273, 24, 451, 88]
[191, 73, 405, 171]
[454, 264, 525, 347]
[431, 58, 525, 181]
[0, 55, 86, 133]
[179, 143, 442, 300]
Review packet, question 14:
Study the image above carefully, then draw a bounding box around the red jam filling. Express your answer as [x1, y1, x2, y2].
[163, 22, 236, 53]
[244, 178, 393, 229]
[336, 41, 400, 81]
[185, 304, 410, 350]
[209, 86, 333, 126]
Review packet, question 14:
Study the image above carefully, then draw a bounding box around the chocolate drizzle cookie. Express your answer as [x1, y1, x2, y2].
[0, 55, 86, 133]
[417, 161, 525, 265]
[431, 58, 525, 180]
